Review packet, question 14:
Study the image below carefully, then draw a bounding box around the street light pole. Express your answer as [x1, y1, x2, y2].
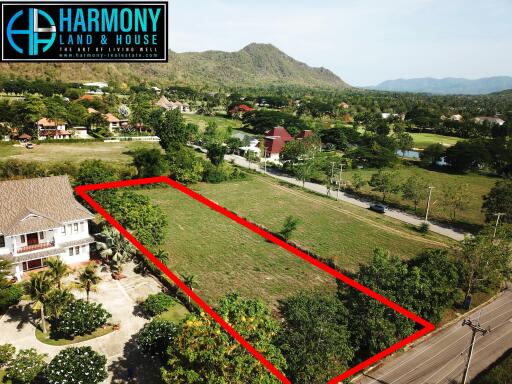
[493, 213, 506, 239]
[425, 186, 435, 222]
[336, 163, 343, 201]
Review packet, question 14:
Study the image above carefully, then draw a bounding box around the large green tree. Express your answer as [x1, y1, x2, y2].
[131, 147, 169, 178]
[277, 292, 354, 384]
[457, 234, 512, 297]
[155, 109, 197, 151]
[162, 294, 286, 384]
[369, 170, 400, 202]
[482, 180, 512, 224]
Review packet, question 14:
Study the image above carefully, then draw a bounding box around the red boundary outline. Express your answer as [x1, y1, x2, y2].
[75, 176, 436, 383]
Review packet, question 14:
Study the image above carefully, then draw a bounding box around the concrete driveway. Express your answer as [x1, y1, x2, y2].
[0, 262, 163, 383]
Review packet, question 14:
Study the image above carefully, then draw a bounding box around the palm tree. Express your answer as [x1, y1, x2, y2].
[154, 249, 170, 265]
[0, 258, 13, 289]
[26, 272, 52, 333]
[181, 274, 197, 304]
[96, 227, 136, 274]
[76, 263, 101, 302]
[45, 288, 74, 321]
[45, 257, 70, 289]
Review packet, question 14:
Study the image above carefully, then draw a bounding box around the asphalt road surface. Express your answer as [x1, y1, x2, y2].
[353, 290, 512, 384]
[224, 154, 466, 241]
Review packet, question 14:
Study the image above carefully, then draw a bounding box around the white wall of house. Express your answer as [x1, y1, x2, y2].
[2, 219, 92, 280]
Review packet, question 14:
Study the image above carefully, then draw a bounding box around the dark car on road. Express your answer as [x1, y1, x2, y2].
[370, 203, 387, 213]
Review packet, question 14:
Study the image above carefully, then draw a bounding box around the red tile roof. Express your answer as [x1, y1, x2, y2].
[264, 137, 285, 155]
[239, 104, 254, 112]
[104, 113, 120, 123]
[265, 126, 293, 142]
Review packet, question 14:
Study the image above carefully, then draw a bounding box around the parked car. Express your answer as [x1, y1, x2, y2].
[370, 203, 386, 213]
[26, 143, 34, 149]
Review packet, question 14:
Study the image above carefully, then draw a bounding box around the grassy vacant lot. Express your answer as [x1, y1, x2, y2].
[0, 141, 159, 163]
[183, 113, 242, 133]
[342, 165, 498, 226]
[138, 175, 450, 306]
[410, 132, 461, 149]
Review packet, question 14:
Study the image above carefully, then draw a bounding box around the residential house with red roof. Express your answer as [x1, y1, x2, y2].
[35, 118, 72, 140]
[263, 126, 294, 161]
[229, 104, 254, 118]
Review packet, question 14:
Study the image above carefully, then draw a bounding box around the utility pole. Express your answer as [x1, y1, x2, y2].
[425, 186, 435, 222]
[336, 163, 343, 201]
[493, 213, 506, 239]
[461, 318, 489, 384]
[328, 162, 335, 197]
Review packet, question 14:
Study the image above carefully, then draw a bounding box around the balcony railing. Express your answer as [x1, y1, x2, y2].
[16, 241, 55, 254]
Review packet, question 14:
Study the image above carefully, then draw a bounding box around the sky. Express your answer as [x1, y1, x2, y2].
[170, 0, 512, 86]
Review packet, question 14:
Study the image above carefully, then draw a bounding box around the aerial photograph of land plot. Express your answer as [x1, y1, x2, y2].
[0, 0, 511, 383]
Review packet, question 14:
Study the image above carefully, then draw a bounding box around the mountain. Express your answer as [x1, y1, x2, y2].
[0, 43, 349, 89]
[369, 76, 512, 95]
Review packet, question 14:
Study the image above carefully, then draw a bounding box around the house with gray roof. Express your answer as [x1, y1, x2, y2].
[0, 176, 95, 280]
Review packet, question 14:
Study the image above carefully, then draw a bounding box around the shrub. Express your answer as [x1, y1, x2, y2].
[136, 319, 178, 357]
[52, 299, 111, 339]
[6, 348, 47, 384]
[279, 215, 300, 240]
[0, 284, 23, 312]
[418, 222, 430, 233]
[45, 347, 108, 384]
[0, 344, 15, 367]
[141, 293, 175, 317]
[203, 163, 247, 184]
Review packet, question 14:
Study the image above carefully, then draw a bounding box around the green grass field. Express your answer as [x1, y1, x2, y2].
[183, 113, 242, 133]
[409, 133, 461, 149]
[137, 175, 450, 307]
[0, 141, 159, 163]
[157, 302, 189, 323]
[343, 165, 498, 226]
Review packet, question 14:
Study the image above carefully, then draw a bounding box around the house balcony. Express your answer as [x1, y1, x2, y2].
[16, 241, 55, 254]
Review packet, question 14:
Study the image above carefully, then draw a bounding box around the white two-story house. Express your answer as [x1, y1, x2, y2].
[0, 176, 95, 280]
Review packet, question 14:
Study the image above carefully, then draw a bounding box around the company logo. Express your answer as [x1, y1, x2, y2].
[1, 2, 168, 62]
[7, 8, 56, 55]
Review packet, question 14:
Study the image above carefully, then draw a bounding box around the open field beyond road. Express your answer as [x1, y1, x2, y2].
[0, 141, 159, 163]
[183, 113, 242, 132]
[410, 132, 461, 148]
[138, 176, 451, 306]
[343, 165, 497, 226]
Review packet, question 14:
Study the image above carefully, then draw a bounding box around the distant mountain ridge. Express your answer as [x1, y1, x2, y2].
[369, 76, 512, 95]
[0, 43, 349, 89]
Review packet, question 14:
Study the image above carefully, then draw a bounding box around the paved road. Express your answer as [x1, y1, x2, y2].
[353, 289, 512, 384]
[225, 154, 466, 241]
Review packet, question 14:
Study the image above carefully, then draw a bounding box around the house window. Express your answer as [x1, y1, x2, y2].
[80, 222, 85, 232]
[69, 247, 74, 257]
[39, 232, 45, 240]
[75, 246, 80, 255]
[61, 226, 66, 234]
[74, 223, 78, 232]
[20, 234, 26, 243]
[0, 236, 4, 248]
